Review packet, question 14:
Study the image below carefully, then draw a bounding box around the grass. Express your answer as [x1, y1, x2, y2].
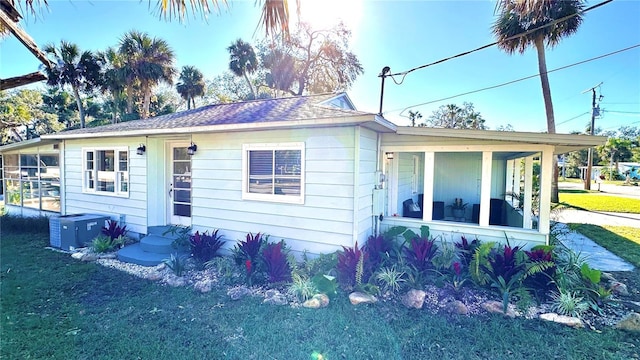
[559, 192, 640, 214]
[570, 224, 640, 268]
[2, 229, 639, 359]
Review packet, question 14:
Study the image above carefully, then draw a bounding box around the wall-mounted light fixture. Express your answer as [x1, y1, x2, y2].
[136, 144, 146, 155]
[385, 152, 394, 160]
[187, 142, 198, 156]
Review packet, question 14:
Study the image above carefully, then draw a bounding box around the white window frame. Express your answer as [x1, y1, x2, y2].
[82, 147, 129, 197]
[242, 142, 305, 204]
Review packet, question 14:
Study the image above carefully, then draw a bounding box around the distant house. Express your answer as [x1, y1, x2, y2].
[0, 93, 605, 260]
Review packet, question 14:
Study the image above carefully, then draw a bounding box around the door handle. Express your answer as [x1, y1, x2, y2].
[169, 184, 173, 198]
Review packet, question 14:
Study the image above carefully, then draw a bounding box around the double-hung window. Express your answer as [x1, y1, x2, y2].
[242, 142, 305, 204]
[83, 148, 129, 196]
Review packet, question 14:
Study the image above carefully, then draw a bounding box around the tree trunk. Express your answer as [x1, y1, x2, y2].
[535, 37, 559, 202]
[71, 85, 86, 128]
[142, 84, 151, 119]
[125, 84, 134, 115]
[243, 73, 256, 99]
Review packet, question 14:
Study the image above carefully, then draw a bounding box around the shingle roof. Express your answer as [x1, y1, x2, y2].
[48, 93, 375, 138]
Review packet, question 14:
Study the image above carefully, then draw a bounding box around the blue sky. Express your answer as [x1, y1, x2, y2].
[2, 0, 639, 133]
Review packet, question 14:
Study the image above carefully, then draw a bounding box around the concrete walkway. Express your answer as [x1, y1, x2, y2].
[554, 182, 639, 272]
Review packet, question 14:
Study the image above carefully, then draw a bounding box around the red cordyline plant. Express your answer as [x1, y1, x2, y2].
[336, 241, 370, 289]
[102, 220, 127, 240]
[261, 241, 292, 283]
[189, 230, 224, 263]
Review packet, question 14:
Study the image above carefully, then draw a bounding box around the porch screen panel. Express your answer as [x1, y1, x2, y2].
[20, 154, 39, 209]
[40, 154, 60, 212]
[3, 154, 20, 205]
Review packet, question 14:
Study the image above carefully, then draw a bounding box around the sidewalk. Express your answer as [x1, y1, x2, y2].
[553, 222, 635, 272]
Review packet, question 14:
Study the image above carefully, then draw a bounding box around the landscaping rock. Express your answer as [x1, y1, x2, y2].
[482, 301, 516, 318]
[194, 279, 213, 293]
[98, 253, 117, 259]
[227, 286, 251, 300]
[615, 312, 640, 332]
[165, 275, 186, 287]
[81, 253, 98, 262]
[402, 289, 426, 309]
[155, 263, 166, 271]
[71, 252, 84, 260]
[540, 312, 584, 328]
[263, 289, 288, 306]
[303, 294, 330, 309]
[349, 292, 377, 305]
[601, 272, 616, 282]
[445, 300, 469, 315]
[609, 281, 629, 296]
[146, 271, 163, 281]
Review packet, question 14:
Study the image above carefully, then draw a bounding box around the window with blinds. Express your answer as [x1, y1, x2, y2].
[243, 143, 304, 204]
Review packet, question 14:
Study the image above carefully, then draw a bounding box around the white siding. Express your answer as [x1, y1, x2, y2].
[433, 152, 482, 217]
[189, 127, 359, 255]
[62, 137, 148, 234]
[355, 128, 379, 244]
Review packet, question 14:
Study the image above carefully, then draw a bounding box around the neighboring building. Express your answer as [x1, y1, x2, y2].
[0, 93, 606, 259]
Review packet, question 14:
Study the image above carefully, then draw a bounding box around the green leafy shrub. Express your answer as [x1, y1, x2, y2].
[164, 253, 188, 277]
[550, 290, 590, 318]
[0, 214, 50, 233]
[375, 266, 406, 294]
[163, 225, 192, 249]
[481, 243, 527, 313]
[91, 234, 126, 253]
[287, 273, 317, 301]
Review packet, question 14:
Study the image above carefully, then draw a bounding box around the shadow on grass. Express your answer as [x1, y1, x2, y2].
[559, 189, 592, 194]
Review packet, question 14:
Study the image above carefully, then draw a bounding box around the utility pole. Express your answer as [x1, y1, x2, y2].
[582, 82, 602, 190]
[378, 66, 390, 116]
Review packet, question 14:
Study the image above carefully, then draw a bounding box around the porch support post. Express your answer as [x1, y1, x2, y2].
[523, 156, 534, 229]
[423, 152, 435, 221]
[538, 148, 553, 237]
[506, 159, 515, 199]
[514, 159, 522, 200]
[479, 151, 493, 227]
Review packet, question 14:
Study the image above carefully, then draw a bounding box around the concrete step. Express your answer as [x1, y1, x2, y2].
[117, 243, 173, 267]
[140, 234, 176, 254]
[147, 226, 187, 241]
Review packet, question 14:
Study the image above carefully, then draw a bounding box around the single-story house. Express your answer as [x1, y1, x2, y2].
[0, 93, 606, 263]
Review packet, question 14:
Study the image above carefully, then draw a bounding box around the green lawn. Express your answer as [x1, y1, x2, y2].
[559, 192, 640, 214]
[571, 224, 640, 268]
[2, 230, 639, 359]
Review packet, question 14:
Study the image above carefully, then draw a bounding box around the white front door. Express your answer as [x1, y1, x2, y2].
[167, 143, 192, 225]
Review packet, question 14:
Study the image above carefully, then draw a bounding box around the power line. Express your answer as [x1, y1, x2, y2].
[605, 110, 640, 114]
[388, 43, 640, 115]
[557, 112, 589, 126]
[385, 0, 614, 83]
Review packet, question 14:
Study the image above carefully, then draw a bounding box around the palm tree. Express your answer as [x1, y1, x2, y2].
[176, 66, 205, 110]
[493, 0, 585, 202]
[13, 0, 295, 38]
[43, 41, 102, 128]
[98, 47, 127, 123]
[118, 30, 176, 119]
[228, 39, 259, 99]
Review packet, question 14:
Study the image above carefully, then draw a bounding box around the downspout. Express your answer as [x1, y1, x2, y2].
[60, 140, 66, 215]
